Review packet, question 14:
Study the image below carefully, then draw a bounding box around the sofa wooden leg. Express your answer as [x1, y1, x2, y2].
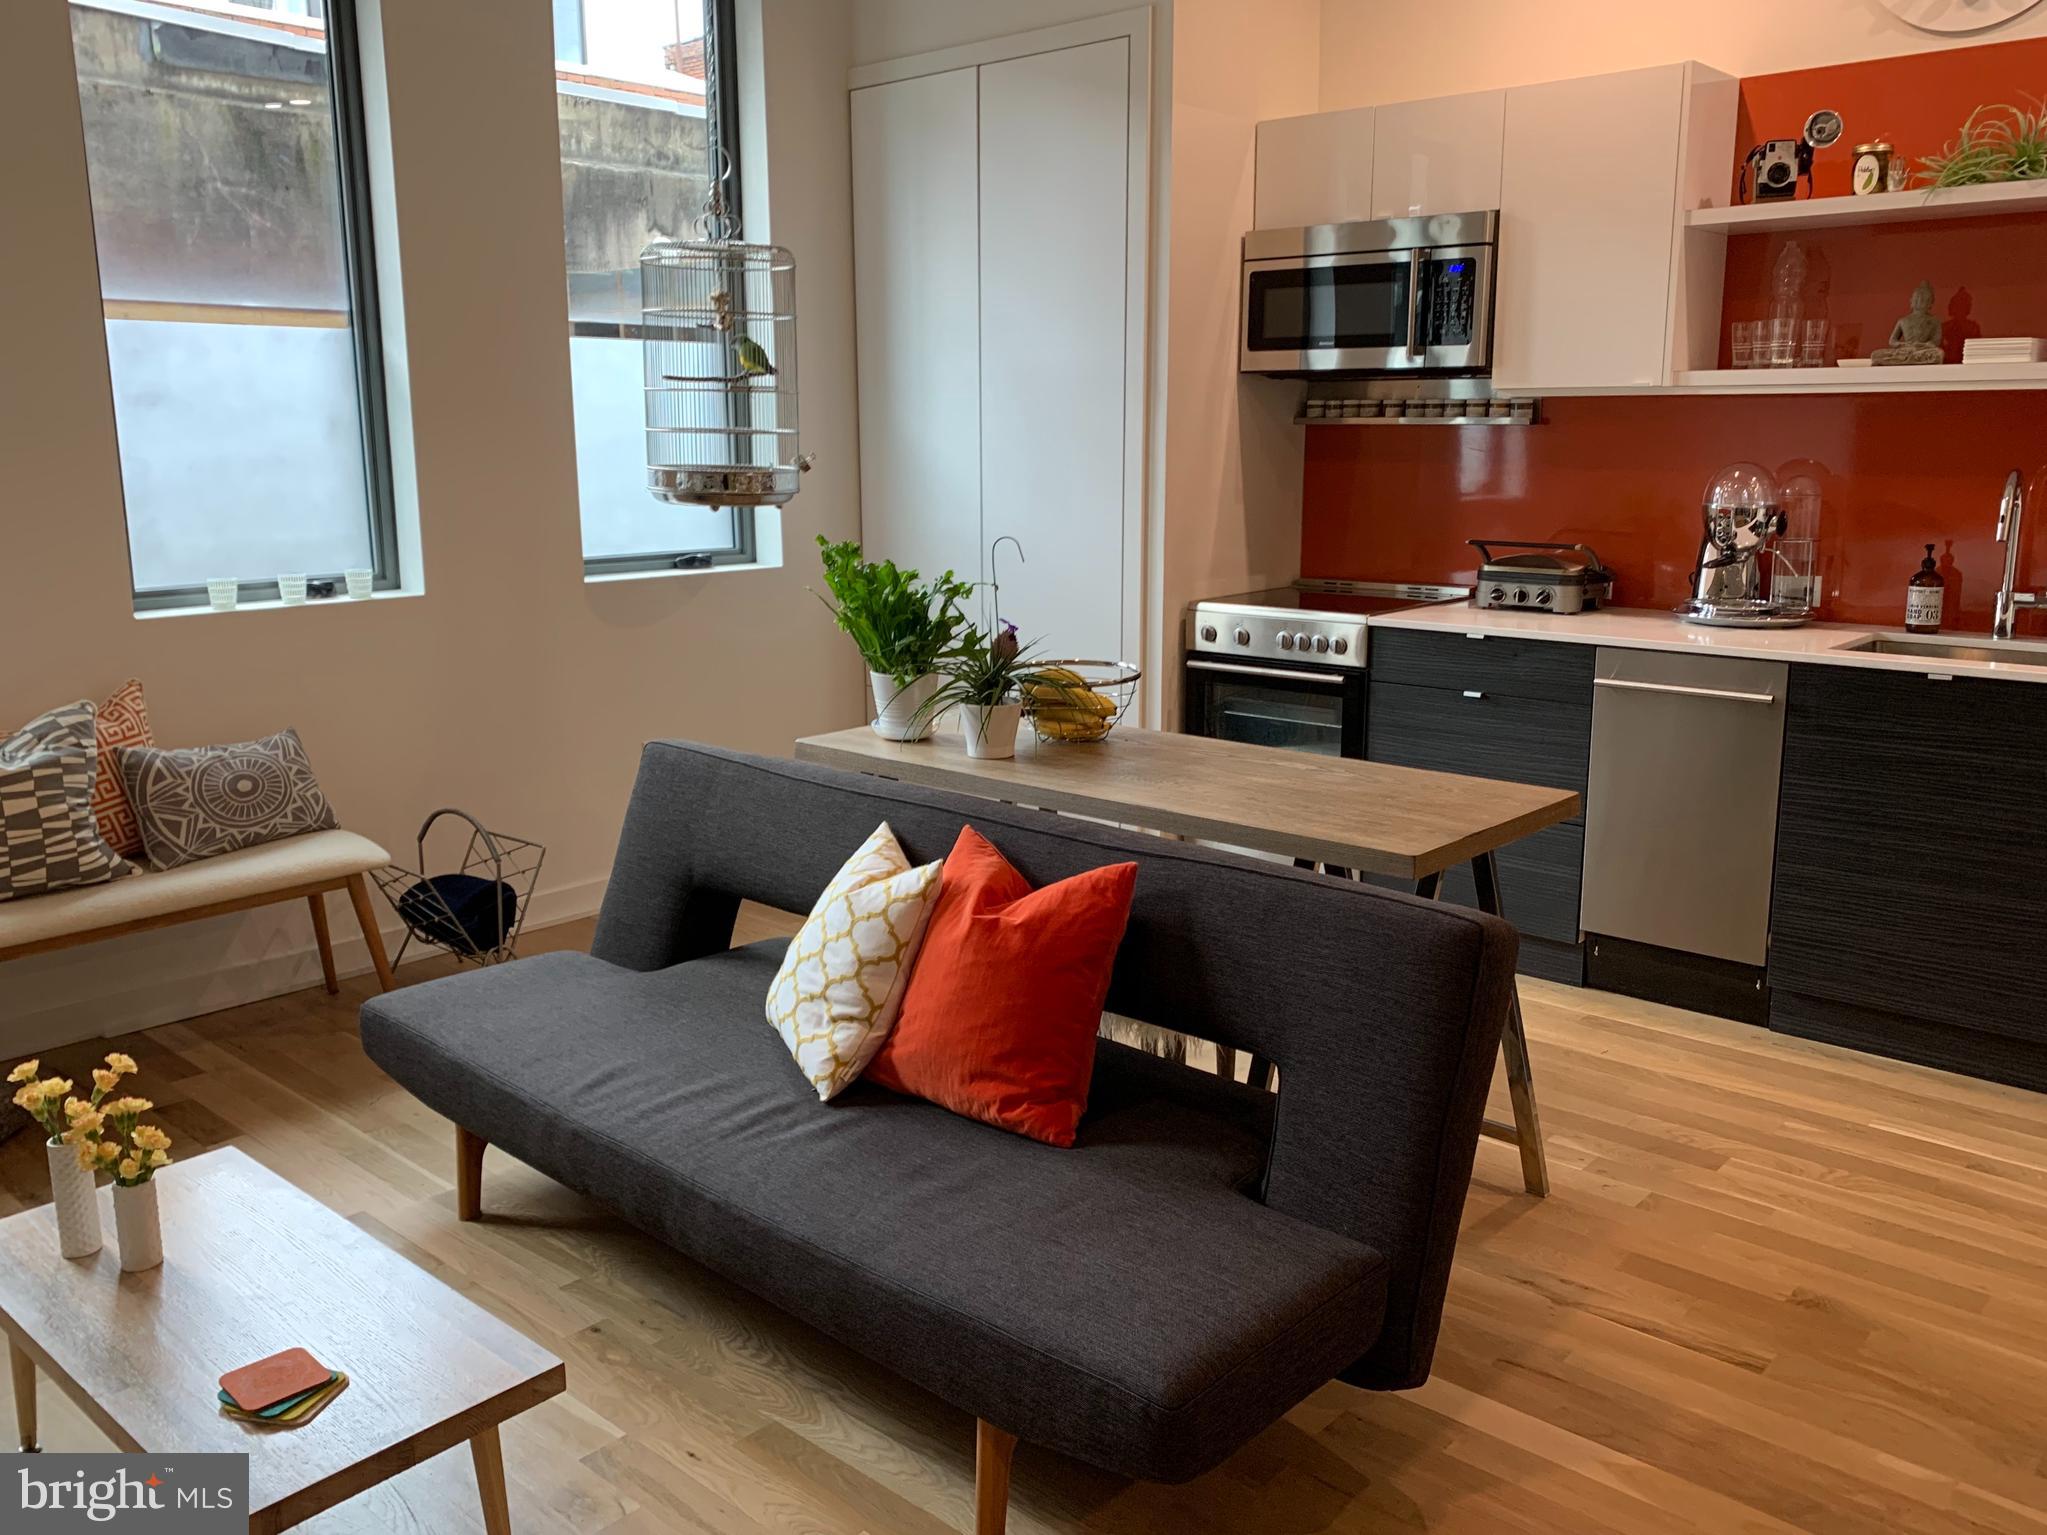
[975, 1419, 1016, 1535]
[456, 1126, 486, 1221]
[307, 893, 339, 995]
[346, 874, 398, 992]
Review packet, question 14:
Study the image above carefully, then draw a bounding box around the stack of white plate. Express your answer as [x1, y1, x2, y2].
[1961, 337, 2047, 364]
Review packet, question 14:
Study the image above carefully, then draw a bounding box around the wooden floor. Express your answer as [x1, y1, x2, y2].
[6, 909, 2046, 1535]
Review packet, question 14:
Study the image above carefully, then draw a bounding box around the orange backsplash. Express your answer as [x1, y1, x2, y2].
[1300, 392, 2044, 631]
[1298, 37, 2047, 634]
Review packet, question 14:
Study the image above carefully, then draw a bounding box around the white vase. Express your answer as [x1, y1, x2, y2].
[869, 671, 941, 741]
[46, 1140, 101, 1260]
[961, 701, 1022, 759]
[113, 1181, 162, 1273]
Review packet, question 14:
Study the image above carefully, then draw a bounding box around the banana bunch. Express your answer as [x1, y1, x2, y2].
[1024, 667, 1118, 742]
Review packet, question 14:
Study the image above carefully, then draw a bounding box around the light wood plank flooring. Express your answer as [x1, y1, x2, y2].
[5, 908, 2045, 1535]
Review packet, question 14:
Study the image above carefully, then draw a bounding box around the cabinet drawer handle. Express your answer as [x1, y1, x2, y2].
[1594, 677, 1776, 705]
[1462, 689, 1485, 699]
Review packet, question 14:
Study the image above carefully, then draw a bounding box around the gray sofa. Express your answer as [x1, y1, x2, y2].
[360, 741, 1518, 1531]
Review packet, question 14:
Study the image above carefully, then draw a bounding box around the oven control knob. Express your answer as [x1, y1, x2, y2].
[1293, 631, 1310, 650]
[1277, 632, 1295, 650]
[1313, 634, 1330, 653]
[1233, 626, 1250, 646]
[1332, 636, 1349, 656]
[1200, 624, 1218, 642]
[1513, 587, 1529, 604]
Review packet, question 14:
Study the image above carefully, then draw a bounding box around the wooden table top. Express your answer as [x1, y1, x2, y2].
[795, 725, 1581, 880]
[0, 1146, 564, 1534]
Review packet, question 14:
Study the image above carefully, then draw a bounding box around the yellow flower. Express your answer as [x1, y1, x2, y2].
[132, 1124, 171, 1153]
[38, 1078, 73, 1103]
[148, 1150, 171, 1168]
[104, 1096, 152, 1118]
[65, 1109, 105, 1137]
[6, 1060, 38, 1084]
[92, 1069, 119, 1095]
[103, 1052, 137, 1076]
[95, 1140, 120, 1165]
[11, 1085, 39, 1114]
[75, 1143, 100, 1173]
[118, 1157, 142, 1182]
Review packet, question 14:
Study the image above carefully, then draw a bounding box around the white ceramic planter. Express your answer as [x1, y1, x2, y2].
[961, 701, 1022, 760]
[114, 1181, 162, 1273]
[869, 671, 941, 741]
[47, 1140, 101, 1260]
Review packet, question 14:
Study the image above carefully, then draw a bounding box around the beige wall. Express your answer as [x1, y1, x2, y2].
[1316, 0, 2047, 106]
[0, 0, 863, 1052]
[1152, 0, 1321, 726]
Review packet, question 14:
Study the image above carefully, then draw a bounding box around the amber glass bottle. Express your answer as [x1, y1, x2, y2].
[1905, 544, 1944, 634]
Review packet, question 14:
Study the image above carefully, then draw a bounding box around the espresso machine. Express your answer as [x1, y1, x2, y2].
[1675, 462, 1817, 627]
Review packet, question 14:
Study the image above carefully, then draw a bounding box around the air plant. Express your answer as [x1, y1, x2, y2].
[1917, 98, 2047, 187]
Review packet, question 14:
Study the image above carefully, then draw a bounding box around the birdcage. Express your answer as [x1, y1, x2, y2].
[641, 197, 809, 507]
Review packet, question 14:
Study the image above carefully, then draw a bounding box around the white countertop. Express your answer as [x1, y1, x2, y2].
[1366, 603, 2047, 684]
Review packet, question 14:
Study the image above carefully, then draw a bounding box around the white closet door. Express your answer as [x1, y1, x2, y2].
[851, 69, 981, 589]
[977, 39, 1130, 662]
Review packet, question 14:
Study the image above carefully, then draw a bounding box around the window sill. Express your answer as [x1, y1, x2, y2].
[134, 588, 422, 621]
[583, 558, 783, 586]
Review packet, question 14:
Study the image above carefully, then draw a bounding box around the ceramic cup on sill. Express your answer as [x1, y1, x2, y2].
[206, 578, 239, 613]
[345, 568, 374, 600]
[278, 574, 309, 605]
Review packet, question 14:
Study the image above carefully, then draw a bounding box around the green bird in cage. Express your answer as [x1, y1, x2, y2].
[734, 336, 776, 379]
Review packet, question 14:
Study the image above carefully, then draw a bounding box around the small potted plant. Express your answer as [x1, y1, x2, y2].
[814, 536, 973, 741]
[63, 1085, 173, 1273]
[917, 622, 1038, 759]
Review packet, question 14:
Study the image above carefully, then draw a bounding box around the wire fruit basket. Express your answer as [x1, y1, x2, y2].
[1022, 661, 1142, 743]
[370, 809, 544, 969]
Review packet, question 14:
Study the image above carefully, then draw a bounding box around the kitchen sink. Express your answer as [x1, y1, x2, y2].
[1843, 636, 2047, 667]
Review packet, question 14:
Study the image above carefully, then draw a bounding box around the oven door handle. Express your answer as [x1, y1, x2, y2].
[1186, 659, 1348, 687]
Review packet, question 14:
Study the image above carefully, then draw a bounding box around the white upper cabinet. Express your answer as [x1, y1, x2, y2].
[1254, 106, 1375, 229]
[1493, 65, 1683, 391]
[1492, 64, 1733, 392]
[1369, 91, 1505, 218]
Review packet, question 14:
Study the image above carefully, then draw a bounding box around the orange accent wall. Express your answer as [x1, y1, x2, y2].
[1299, 38, 2047, 632]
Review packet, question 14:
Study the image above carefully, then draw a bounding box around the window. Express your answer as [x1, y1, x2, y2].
[68, 0, 394, 610]
[555, 0, 752, 573]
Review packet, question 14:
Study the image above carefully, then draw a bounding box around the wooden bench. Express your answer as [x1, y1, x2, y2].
[0, 830, 396, 994]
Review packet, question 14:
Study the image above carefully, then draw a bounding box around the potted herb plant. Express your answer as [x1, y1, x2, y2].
[814, 536, 973, 741]
[917, 622, 1037, 759]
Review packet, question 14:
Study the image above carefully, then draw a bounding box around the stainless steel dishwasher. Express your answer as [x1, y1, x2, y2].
[1579, 647, 1789, 1022]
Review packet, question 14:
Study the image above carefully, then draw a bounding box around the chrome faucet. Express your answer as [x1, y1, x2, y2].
[1993, 469, 2043, 640]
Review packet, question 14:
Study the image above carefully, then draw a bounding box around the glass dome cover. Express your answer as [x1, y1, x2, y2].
[1701, 462, 1783, 551]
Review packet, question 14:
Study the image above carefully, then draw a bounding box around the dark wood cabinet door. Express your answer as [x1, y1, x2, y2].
[1370, 628, 1595, 704]
[1368, 681, 1591, 801]
[1770, 666, 2047, 1047]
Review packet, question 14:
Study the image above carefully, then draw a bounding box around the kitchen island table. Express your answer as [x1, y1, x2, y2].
[795, 724, 1580, 1195]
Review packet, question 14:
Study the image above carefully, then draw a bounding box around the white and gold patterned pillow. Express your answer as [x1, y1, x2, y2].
[767, 822, 943, 1100]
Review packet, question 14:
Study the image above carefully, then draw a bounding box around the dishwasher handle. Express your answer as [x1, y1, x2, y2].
[1594, 676, 1777, 706]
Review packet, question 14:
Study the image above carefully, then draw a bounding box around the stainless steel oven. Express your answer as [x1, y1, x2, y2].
[1240, 211, 1498, 377]
[1184, 583, 1467, 759]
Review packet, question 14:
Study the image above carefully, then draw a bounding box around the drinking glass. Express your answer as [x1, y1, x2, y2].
[345, 568, 374, 599]
[1730, 320, 1762, 368]
[278, 573, 309, 605]
[1799, 319, 1830, 368]
[205, 578, 238, 613]
[1766, 317, 1799, 368]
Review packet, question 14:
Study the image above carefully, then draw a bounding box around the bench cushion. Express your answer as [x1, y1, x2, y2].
[361, 942, 1391, 1483]
[0, 828, 388, 954]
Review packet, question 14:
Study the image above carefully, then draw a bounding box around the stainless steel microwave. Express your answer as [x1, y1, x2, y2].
[1239, 210, 1498, 377]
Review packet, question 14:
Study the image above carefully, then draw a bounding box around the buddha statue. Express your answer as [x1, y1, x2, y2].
[1870, 280, 1945, 366]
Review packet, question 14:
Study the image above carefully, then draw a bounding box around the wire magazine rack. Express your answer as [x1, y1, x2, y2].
[370, 809, 544, 969]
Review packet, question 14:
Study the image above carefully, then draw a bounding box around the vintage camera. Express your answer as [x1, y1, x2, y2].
[1741, 109, 1843, 203]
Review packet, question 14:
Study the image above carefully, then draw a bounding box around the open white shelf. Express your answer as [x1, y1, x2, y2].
[1686, 179, 2047, 235]
[1672, 361, 2047, 393]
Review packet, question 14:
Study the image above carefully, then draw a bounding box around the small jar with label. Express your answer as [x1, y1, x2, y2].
[1905, 543, 1944, 633]
[1852, 141, 1894, 197]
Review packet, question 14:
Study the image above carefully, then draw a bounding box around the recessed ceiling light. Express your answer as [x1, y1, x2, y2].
[263, 101, 283, 109]
[289, 98, 312, 106]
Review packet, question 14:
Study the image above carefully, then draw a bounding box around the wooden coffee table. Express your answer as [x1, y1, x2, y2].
[0, 1146, 564, 1534]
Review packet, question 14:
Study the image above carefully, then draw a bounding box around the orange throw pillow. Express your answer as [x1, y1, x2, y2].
[864, 826, 1136, 1147]
[91, 679, 154, 860]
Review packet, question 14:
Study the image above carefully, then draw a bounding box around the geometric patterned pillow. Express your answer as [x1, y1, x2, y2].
[0, 700, 137, 903]
[91, 679, 153, 860]
[765, 822, 944, 1101]
[117, 727, 339, 870]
